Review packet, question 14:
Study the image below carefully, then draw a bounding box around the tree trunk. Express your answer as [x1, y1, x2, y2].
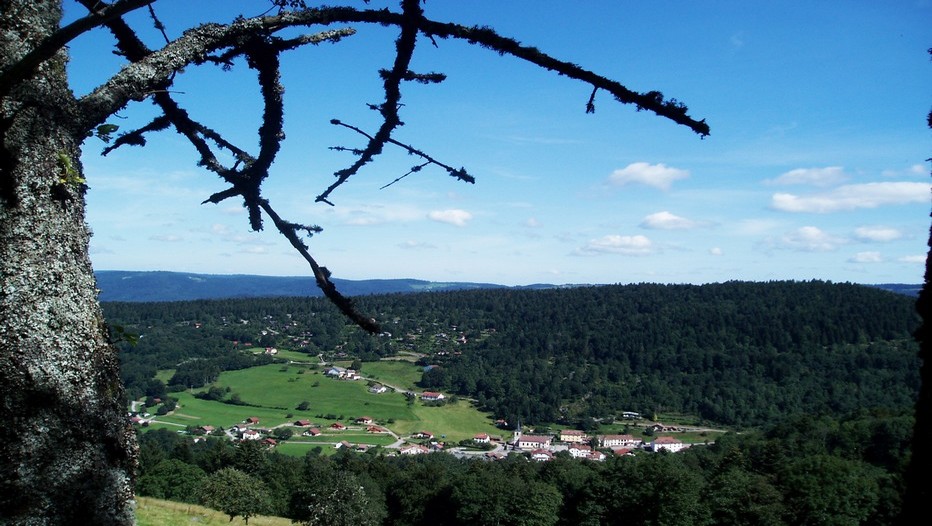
[1, 2, 137, 524]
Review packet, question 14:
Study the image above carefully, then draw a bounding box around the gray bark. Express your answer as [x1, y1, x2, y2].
[1, 1, 137, 524]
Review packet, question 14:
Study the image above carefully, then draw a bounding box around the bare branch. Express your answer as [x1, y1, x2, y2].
[64, 0, 709, 334]
[418, 21, 710, 137]
[313, 0, 424, 205]
[329, 118, 475, 191]
[146, 3, 170, 45]
[259, 199, 381, 333]
[0, 0, 153, 98]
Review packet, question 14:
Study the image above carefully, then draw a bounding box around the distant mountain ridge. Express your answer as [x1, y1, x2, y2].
[94, 270, 919, 303]
[94, 270, 565, 302]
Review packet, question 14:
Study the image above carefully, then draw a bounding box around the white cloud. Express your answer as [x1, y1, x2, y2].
[780, 226, 845, 252]
[640, 211, 697, 230]
[525, 217, 542, 228]
[898, 255, 926, 264]
[849, 251, 883, 263]
[854, 226, 902, 243]
[577, 234, 654, 256]
[709, 247, 723, 256]
[428, 209, 473, 227]
[329, 203, 423, 227]
[885, 164, 929, 178]
[767, 166, 847, 187]
[771, 182, 929, 213]
[608, 162, 689, 190]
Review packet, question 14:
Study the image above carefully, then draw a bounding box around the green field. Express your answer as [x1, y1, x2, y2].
[245, 347, 320, 364]
[146, 360, 502, 453]
[357, 360, 424, 391]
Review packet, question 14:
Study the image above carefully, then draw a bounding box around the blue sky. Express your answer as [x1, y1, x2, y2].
[67, 1, 930, 285]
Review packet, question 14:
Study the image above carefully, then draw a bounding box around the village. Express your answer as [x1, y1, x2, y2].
[131, 373, 701, 463]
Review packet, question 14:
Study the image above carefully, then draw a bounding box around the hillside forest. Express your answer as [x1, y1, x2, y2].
[109, 280, 920, 429]
[106, 281, 921, 525]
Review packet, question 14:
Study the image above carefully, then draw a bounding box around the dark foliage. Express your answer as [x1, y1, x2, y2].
[135, 410, 913, 525]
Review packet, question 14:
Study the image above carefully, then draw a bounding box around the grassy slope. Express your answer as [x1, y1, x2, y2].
[136, 497, 291, 526]
[149, 359, 500, 451]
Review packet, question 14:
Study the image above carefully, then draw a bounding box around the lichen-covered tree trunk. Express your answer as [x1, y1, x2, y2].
[1, 1, 137, 524]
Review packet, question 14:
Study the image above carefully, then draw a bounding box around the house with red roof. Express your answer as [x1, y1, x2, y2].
[473, 433, 491, 444]
[517, 435, 552, 450]
[651, 436, 688, 453]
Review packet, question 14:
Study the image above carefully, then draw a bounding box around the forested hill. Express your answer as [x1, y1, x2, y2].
[105, 280, 920, 428]
[94, 269, 916, 302]
[94, 270, 527, 302]
[388, 281, 920, 427]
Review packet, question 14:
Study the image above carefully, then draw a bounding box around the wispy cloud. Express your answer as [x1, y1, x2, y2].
[524, 217, 542, 228]
[398, 240, 437, 250]
[640, 211, 697, 230]
[779, 226, 846, 252]
[899, 255, 926, 264]
[428, 209, 473, 227]
[150, 234, 184, 242]
[766, 166, 847, 187]
[771, 182, 929, 213]
[607, 162, 689, 190]
[576, 234, 654, 256]
[882, 164, 927, 178]
[854, 226, 902, 242]
[849, 251, 883, 263]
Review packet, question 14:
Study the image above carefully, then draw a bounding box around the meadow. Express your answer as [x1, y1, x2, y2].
[149, 358, 501, 452]
[136, 497, 290, 526]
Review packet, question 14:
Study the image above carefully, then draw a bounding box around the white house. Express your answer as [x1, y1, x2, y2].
[421, 391, 445, 401]
[529, 449, 553, 462]
[400, 444, 431, 455]
[324, 366, 346, 378]
[517, 435, 552, 450]
[241, 429, 261, 440]
[651, 436, 688, 453]
[473, 433, 491, 444]
[568, 444, 593, 458]
[560, 429, 587, 443]
[600, 434, 642, 448]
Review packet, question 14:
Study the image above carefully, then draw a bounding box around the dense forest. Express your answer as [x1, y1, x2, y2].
[134, 409, 914, 525]
[106, 280, 920, 428]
